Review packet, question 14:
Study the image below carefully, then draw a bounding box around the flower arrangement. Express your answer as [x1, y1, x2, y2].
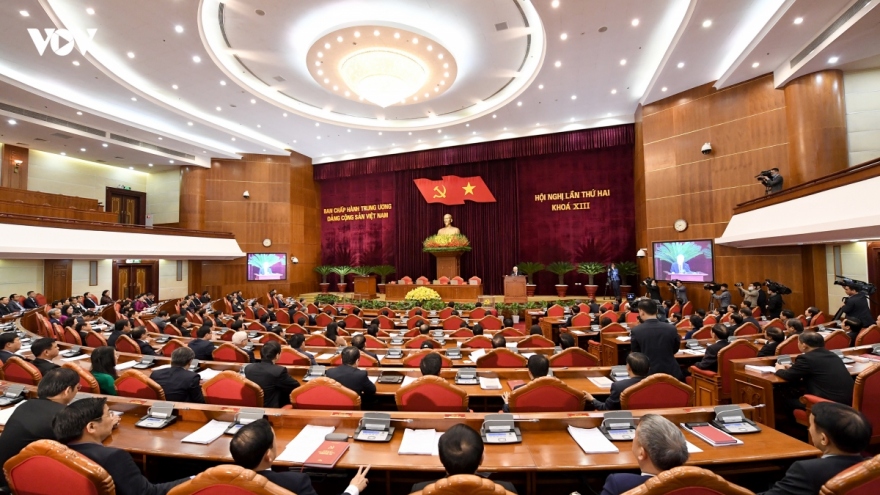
[423, 234, 472, 253]
[404, 287, 442, 302]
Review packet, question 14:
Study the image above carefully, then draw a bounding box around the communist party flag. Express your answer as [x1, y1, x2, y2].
[413, 175, 496, 205]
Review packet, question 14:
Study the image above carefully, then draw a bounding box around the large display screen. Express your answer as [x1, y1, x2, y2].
[652, 241, 714, 282]
[246, 253, 287, 281]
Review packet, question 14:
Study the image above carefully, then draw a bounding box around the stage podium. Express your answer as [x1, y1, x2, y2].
[504, 275, 527, 303]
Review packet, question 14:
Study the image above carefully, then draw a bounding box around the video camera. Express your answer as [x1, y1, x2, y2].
[764, 280, 792, 295]
[666, 279, 681, 288]
[834, 276, 877, 296]
[703, 282, 722, 292]
[734, 282, 744, 288]
[755, 170, 773, 181]
[641, 277, 655, 287]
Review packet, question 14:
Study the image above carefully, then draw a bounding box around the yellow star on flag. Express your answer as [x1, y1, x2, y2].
[462, 182, 476, 195]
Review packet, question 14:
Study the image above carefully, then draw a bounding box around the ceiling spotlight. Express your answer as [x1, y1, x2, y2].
[172, 84, 178, 89]
[829, 56, 839, 64]
[472, 131, 476, 135]
[333, 85, 338, 90]
[102, 143, 108, 147]
[539, 84, 544, 89]
[752, 62, 760, 68]
[571, 95, 577, 100]
[250, 99, 256, 104]
[551, 0, 560, 7]
[702, 19, 712, 28]
[793, 17, 803, 25]
[72, 60, 80, 66]
[620, 59, 626, 65]
[324, 42, 331, 49]
[86, 7, 95, 15]
[354, 31, 361, 38]
[443, 63, 448, 69]
[517, 101, 523, 106]
[216, 106, 221, 111]
[394, 32, 401, 39]
[283, 113, 287, 117]
[438, 53, 444, 59]
[175, 25, 184, 33]
[60, 152, 66, 156]
[337, 36, 343, 42]
[560, 33, 568, 40]
[427, 45, 434, 51]
[148, 163, 153, 167]
[632, 19, 640, 26]
[611, 89, 617, 94]
[348, 129, 352, 132]
[677, 62, 684, 68]
[437, 129, 442, 133]
[503, 127, 507, 130]
[131, 97, 137, 101]
[80, 148, 86, 152]
[378, 132, 382, 135]
[317, 69, 323, 75]
[220, 80, 226, 86]
[231, 137, 236, 141]
[7, 119, 16, 125]
[323, 78, 329, 83]
[187, 122, 193, 126]
[158, 137, 162, 140]
[169, 160, 174, 164]
[77, 111, 82, 115]
[257, 124, 261, 128]
[373, 30, 380, 36]
[492, 114, 497, 118]
[555, 60, 562, 67]
[127, 52, 135, 59]
[661, 87, 668, 92]
[317, 51, 323, 58]
[412, 37, 419, 44]
[192, 56, 201, 63]
[19, 10, 29, 17]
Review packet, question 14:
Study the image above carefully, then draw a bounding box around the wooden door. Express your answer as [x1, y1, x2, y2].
[868, 242, 880, 319]
[112, 261, 158, 300]
[43, 260, 72, 302]
[106, 187, 146, 225]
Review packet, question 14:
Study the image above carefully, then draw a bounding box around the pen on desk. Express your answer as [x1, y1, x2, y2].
[389, 418, 414, 423]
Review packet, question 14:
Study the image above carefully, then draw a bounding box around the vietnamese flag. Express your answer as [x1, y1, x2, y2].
[414, 175, 497, 205]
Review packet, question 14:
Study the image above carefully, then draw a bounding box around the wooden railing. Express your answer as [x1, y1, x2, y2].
[0, 186, 101, 210]
[734, 157, 880, 214]
[0, 199, 116, 222]
[0, 212, 234, 238]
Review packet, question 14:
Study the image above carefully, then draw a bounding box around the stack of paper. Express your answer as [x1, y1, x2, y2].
[745, 365, 776, 374]
[615, 336, 631, 342]
[181, 420, 232, 444]
[505, 342, 518, 350]
[114, 361, 138, 371]
[521, 352, 537, 359]
[0, 401, 25, 426]
[398, 429, 442, 455]
[681, 349, 704, 355]
[315, 353, 336, 360]
[567, 426, 619, 454]
[276, 425, 336, 463]
[62, 354, 91, 362]
[368, 376, 379, 384]
[198, 368, 222, 381]
[588, 377, 613, 388]
[152, 364, 172, 371]
[479, 376, 502, 390]
[571, 330, 586, 336]
[402, 375, 418, 387]
[469, 349, 487, 361]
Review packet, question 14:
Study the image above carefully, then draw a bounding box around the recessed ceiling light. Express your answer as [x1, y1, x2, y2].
[551, 0, 560, 7]
[72, 60, 80, 66]
[611, 89, 617, 94]
[333, 85, 339, 91]
[60, 152, 66, 156]
[408, 132, 412, 135]
[148, 163, 153, 167]
[427, 45, 434, 52]
[128, 167, 134, 170]
[86, 7, 95, 15]
[175, 25, 184, 33]
[503, 127, 507, 130]
[437, 129, 442, 133]
[354, 31, 361, 38]
[571, 95, 577, 100]
[466, 124, 470, 127]
[187, 122, 193, 126]
[538, 84, 544, 89]
[378, 132, 382, 135]
[216, 106, 221, 111]
[315, 122, 320, 127]
[250, 99, 256, 104]
[317, 52, 323, 58]
[131, 97, 137, 101]
[337, 36, 343, 42]
[661, 87, 668, 92]
[394, 32, 400, 39]
[324, 42, 331, 49]
[793, 17, 803, 25]
[158, 137, 162, 140]
[317, 136, 321, 140]
[677, 62, 684, 68]
[438, 53, 444, 59]
[231, 137, 236, 141]
[172, 84, 178, 89]
[492, 114, 497, 118]
[606, 113, 612, 117]
[472, 131, 476, 135]
[80, 148, 86, 152]
[829, 56, 839, 64]
[620, 59, 627, 65]
[169, 160, 174, 164]
[283, 113, 287, 117]
[373, 30, 380, 36]
[127, 52, 135, 59]
[752, 62, 760, 68]
[192, 56, 201, 63]
[257, 124, 261, 128]
[19, 10, 29, 17]
[220, 80, 226, 86]
[517, 101, 522, 106]
[77, 111, 82, 115]
[102, 143, 108, 147]
[570, 117, 575, 122]
[7, 119, 16, 125]
[632, 19, 640, 26]
[412, 37, 419, 44]
[323, 78, 329, 83]
[560, 33, 568, 40]
[702, 19, 712, 28]
[348, 129, 352, 133]
[555, 60, 562, 68]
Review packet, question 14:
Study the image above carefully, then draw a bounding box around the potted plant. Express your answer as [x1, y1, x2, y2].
[372, 265, 396, 294]
[314, 266, 334, 293]
[517, 262, 545, 297]
[547, 261, 575, 298]
[616, 261, 638, 299]
[330, 266, 353, 293]
[578, 262, 606, 298]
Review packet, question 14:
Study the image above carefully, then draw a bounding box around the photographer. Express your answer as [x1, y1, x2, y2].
[766, 283, 785, 320]
[736, 282, 759, 308]
[647, 279, 661, 302]
[711, 284, 731, 309]
[670, 280, 687, 304]
[757, 168, 783, 195]
[838, 282, 874, 327]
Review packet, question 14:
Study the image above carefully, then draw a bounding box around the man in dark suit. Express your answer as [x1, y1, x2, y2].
[411, 424, 517, 494]
[0, 333, 21, 363]
[510, 266, 521, 277]
[83, 293, 98, 309]
[691, 324, 729, 373]
[760, 402, 869, 495]
[757, 327, 785, 357]
[740, 308, 761, 329]
[230, 419, 369, 495]
[22, 291, 39, 309]
[7, 294, 24, 313]
[150, 347, 205, 403]
[151, 311, 169, 332]
[842, 318, 863, 348]
[30, 337, 60, 376]
[54, 397, 188, 495]
[588, 298, 601, 314]
[351, 334, 379, 362]
[565, 305, 581, 327]
[326, 347, 376, 402]
[586, 353, 649, 411]
[288, 333, 317, 366]
[188, 325, 216, 361]
[766, 286, 784, 320]
[775, 331, 854, 410]
[630, 299, 683, 380]
[0, 296, 12, 316]
[199, 291, 211, 304]
[0, 368, 79, 489]
[600, 414, 689, 495]
[244, 341, 300, 408]
[839, 284, 874, 327]
[106, 319, 131, 348]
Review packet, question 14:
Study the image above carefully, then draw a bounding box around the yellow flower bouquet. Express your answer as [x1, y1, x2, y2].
[423, 234, 472, 253]
[404, 287, 442, 301]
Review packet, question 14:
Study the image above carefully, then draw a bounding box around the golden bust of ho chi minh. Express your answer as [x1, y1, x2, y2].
[437, 213, 461, 235]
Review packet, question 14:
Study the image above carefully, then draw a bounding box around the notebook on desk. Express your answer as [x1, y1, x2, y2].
[304, 441, 349, 469]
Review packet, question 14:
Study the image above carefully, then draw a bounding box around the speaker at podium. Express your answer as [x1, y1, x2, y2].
[504, 275, 527, 303]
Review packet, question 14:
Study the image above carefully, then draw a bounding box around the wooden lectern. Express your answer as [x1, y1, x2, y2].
[431, 250, 466, 279]
[504, 275, 527, 303]
[352, 276, 377, 300]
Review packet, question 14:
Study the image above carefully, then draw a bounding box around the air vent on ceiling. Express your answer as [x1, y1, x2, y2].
[95, 159, 106, 163]
[0, 102, 105, 137]
[277, 91, 322, 110]
[218, 3, 232, 49]
[33, 138, 46, 142]
[791, 0, 871, 67]
[51, 132, 73, 139]
[233, 55, 270, 86]
[273, 76, 286, 82]
[495, 22, 509, 31]
[114, 156, 124, 159]
[109, 134, 195, 160]
[15, 142, 28, 146]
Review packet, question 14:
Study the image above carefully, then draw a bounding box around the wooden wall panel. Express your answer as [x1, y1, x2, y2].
[636, 74, 827, 313]
[1, 145, 28, 190]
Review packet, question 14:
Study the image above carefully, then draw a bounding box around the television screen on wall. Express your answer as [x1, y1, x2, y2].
[246, 253, 287, 281]
[652, 240, 714, 282]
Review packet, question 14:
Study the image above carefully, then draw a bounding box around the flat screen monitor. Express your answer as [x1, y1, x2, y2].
[246, 253, 287, 281]
[652, 240, 714, 283]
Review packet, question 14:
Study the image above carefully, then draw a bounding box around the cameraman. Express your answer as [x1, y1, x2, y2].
[711, 284, 731, 309]
[672, 280, 688, 304]
[645, 279, 661, 302]
[839, 283, 874, 327]
[766, 284, 784, 319]
[758, 168, 783, 195]
[737, 282, 760, 308]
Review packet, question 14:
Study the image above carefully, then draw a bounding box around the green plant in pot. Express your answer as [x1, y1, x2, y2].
[616, 261, 638, 298]
[547, 261, 575, 298]
[578, 262, 606, 299]
[372, 265, 396, 294]
[517, 262, 545, 297]
[330, 266, 353, 293]
[314, 265, 334, 293]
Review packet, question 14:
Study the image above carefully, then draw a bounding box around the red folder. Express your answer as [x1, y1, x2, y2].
[303, 441, 350, 469]
[691, 425, 738, 445]
[507, 380, 526, 390]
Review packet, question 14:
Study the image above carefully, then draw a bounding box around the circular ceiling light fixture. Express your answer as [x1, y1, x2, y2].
[340, 49, 427, 108]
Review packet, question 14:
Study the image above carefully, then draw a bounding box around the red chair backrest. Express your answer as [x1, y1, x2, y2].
[164, 324, 183, 337]
[546, 305, 564, 317]
[517, 335, 555, 348]
[284, 324, 307, 335]
[690, 326, 713, 340]
[328, 353, 379, 367]
[703, 315, 717, 325]
[407, 317, 426, 330]
[670, 303, 681, 315]
[343, 315, 364, 329]
[114, 335, 140, 354]
[395, 376, 468, 412]
[3, 357, 42, 385]
[304, 334, 336, 347]
[776, 335, 802, 356]
[682, 301, 694, 316]
[275, 310, 289, 324]
[377, 315, 395, 329]
[315, 313, 334, 327]
[4, 440, 115, 495]
[854, 364, 880, 443]
[289, 377, 360, 410]
[477, 316, 503, 330]
[212, 343, 250, 363]
[469, 308, 487, 319]
[115, 370, 164, 400]
[571, 313, 591, 327]
[812, 312, 827, 325]
[85, 331, 107, 348]
[625, 311, 640, 324]
[443, 316, 465, 330]
[244, 307, 255, 320]
[717, 340, 759, 395]
[449, 328, 474, 338]
[290, 311, 308, 324]
[500, 328, 525, 337]
[202, 371, 263, 407]
[405, 336, 440, 349]
[508, 376, 586, 412]
[621, 374, 694, 409]
[363, 335, 388, 349]
[476, 349, 528, 368]
[437, 276, 450, 285]
[462, 336, 493, 349]
[275, 348, 312, 366]
[856, 325, 880, 347]
[548, 347, 600, 367]
[438, 308, 454, 319]
[733, 322, 760, 336]
[160, 339, 185, 357]
[61, 326, 82, 345]
[401, 351, 452, 369]
[824, 330, 851, 351]
[752, 307, 762, 317]
[765, 318, 785, 330]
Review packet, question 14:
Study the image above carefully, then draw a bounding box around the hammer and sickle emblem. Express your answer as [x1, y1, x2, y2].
[433, 185, 447, 198]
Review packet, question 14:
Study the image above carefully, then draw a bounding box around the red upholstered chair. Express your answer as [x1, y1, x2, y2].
[577, 303, 590, 313]
[275, 310, 290, 324]
[468, 276, 482, 285]
[303, 334, 336, 347]
[315, 313, 334, 327]
[416, 276, 430, 285]
[61, 326, 82, 345]
[244, 306, 255, 320]
[549, 347, 600, 367]
[284, 324, 307, 335]
[405, 336, 442, 349]
[306, 303, 320, 314]
[62, 363, 100, 394]
[625, 311, 640, 324]
[689, 325, 714, 340]
[412, 475, 513, 495]
[500, 328, 525, 337]
[703, 314, 717, 325]
[546, 304, 564, 317]
[377, 315, 396, 329]
[144, 320, 160, 334]
[821, 456, 880, 495]
[765, 318, 785, 330]
[212, 343, 251, 363]
[402, 350, 453, 369]
[275, 347, 312, 366]
[621, 373, 694, 409]
[688, 339, 759, 406]
[3, 357, 42, 385]
[824, 329, 851, 351]
[258, 333, 286, 345]
[812, 311, 827, 326]
[115, 370, 165, 400]
[462, 336, 493, 349]
[517, 335, 555, 348]
[289, 377, 361, 410]
[163, 324, 183, 337]
[395, 375, 468, 412]
[796, 363, 880, 441]
[720, 313, 731, 324]
[85, 331, 107, 348]
[669, 303, 681, 315]
[114, 335, 141, 354]
[159, 339, 186, 358]
[775, 334, 802, 356]
[167, 465, 292, 495]
[407, 317, 427, 330]
[476, 349, 528, 368]
[290, 311, 308, 323]
[602, 323, 628, 334]
[322, 305, 338, 315]
[343, 315, 364, 329]
[443, 315, 465, 330]
[620, 466, 753, 495]
[451, 276, 465, 285]
[403, 328, 421, 338]
[202, 371, 263, 407]
[508, 376, 586, 412]
[675, 319, 693, 331]
[217, 329, 234, 342]
[470, 308, 487, 319]
[856, 325, 880, 346]
[571, 313, 591, 327]
[407, 307, 426, 317]
[733, 322, 760, 336]
[437, 276, 450, 285]
[450, 328, 474, 338]
[363, 335, 389, 349]
[477, 316, 503, 330]
[600, 301, 613, 311]
[681, 301, 694, 316]
[752, 307, 762, 318]
[3, 440, 115, 495]
[328, 352, 379, 367]
[438, 308, 454, 319]
[245, 322, 264, 331]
